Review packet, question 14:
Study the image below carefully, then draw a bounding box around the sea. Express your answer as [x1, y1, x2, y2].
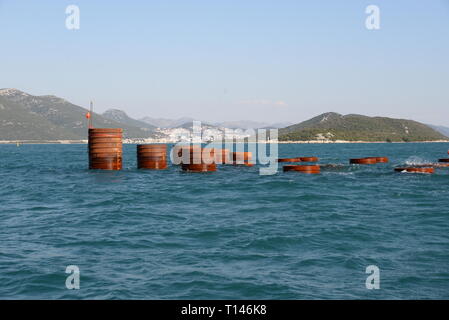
[0, 142, 448, 299]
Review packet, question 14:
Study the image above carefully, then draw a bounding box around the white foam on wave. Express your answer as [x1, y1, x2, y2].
[404, 156, 432, 166]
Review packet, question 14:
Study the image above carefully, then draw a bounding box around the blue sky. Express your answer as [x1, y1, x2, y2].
[1, 0, 448, 125]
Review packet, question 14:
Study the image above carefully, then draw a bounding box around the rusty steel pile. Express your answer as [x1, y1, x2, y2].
[88, 128, 123, 170]
[87, 129, 449, 175]
[179, 146, 217, 172]
[137, 144, 167, 170]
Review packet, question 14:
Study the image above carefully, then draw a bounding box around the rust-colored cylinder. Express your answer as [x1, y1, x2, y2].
[177, 145, 202, 157]
[363, 157, 389, 163]
[88, 137, 122, 143]
[137, 144, 167, 150]
[300, 157, 319, 162]
[89, 142, 123, 148]
[88, 128, 123, 170]
[277, 158, 302, 163]
[283, 165, 320, 174]
[181, 163, 217, 172]
[232, 152, 252, 161]
[138, 155, 166, 160]
[89, 157, 122, 170]
[137, 144, 167, 169]
[394, 167, 434, 174]
[181, 148, 216, 164]
[213, 149, 231, 164]
[350, 158, 377, 165]
[138, 160, 168, 170]
[232, 152, 253, 166]
[89, 152, 123, 159]
[231, 161, 254, 167]
[88, 128, 123, 133]
[89, 147, 122, 153]
[170, 145, 202, 165]
[88, 133, 123, 138]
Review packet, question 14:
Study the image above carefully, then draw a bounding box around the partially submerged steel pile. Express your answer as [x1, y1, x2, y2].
[393, 150, 449, 174]
[137, 144, 167, 170]
[232, 152, 253, 166]
[86, 131, 449, 175]
[88, 128, 123, 170]
[283, 165, 321, 174]
[277, 157, 319, 163]
[180, 146, 217, 172]
[278, 156, 320, 174]
[394, 167, 435, 174]
[350, 157, 389, 164]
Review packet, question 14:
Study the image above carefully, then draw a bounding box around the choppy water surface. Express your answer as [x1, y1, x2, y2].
[1, 143, 448, 299]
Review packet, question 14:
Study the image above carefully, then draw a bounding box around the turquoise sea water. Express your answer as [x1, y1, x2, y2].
[0, 143, 449, 299]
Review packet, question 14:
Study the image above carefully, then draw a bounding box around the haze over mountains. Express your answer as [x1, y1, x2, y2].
[0, 89, 448, 142]
[138, 117, 291, 130]
[428, 124, 449, 139]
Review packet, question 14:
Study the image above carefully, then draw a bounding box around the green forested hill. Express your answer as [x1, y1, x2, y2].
[279, 112, 448, 142]
[0, 89, 154, 140]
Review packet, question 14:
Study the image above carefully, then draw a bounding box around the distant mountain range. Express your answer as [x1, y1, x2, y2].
[139, 117, 197, 129]
[102, 109, 156, 131]
[1, 89, 447, 142]
[139, 117, 291, 129]
[279, 112, 448, 142]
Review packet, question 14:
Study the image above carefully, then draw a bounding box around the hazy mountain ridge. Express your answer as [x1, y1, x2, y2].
[139, 116, 292, 130]
[427, 124, 449, 138]
[140, 117, 196, 129]
[102, 109, 156, 131]
[279, 112, 448, 142]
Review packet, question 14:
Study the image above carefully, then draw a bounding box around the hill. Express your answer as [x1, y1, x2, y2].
[279, 112, 448, 142]
[140, 117, 195, 128]
[102, 109, 156, 131]
[0, 89, 153, 140]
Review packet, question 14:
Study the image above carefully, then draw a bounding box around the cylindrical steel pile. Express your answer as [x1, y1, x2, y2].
[283, 165, 321, 174]
[181, 147, 216, 172]
[394, 167, 434, 174]
[277, 157, 319, 163]
[277, 158, 301, 163]
[213, 148, 231, 164]
[232, 152, 253, 166]
[350, 157, 389, 165]
[88, 128, 123, 170]
[137, 144, 167, 169]
[300, 157, 319, 162]
[350, 158, 378, 165]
